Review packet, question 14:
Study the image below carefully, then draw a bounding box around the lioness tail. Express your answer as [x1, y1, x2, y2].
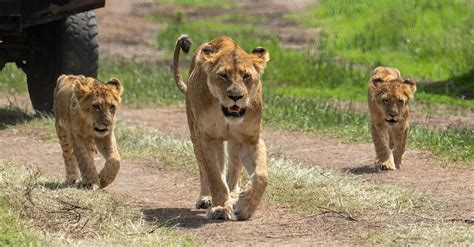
[173, 34, 192, 94]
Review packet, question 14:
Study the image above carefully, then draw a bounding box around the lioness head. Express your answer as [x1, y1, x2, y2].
[370, 70, 416, 126]
[198, 36, 269, 121]
[74, 77, 123, 137]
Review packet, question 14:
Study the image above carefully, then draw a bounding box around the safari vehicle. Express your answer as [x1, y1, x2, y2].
[0, 0, 105, 112]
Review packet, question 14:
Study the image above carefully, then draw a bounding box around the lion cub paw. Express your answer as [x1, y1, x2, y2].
[65, 177, 80, 186]
[195, 196, 212, 209]
[375, 160, 397, 171]
[206, 206, 235, 220]
[78, 179, 100, 190]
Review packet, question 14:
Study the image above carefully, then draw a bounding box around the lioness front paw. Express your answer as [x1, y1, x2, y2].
[195, 196, 212, 209]
[206, 206, 235, 220]
[375, 160, 397, 171]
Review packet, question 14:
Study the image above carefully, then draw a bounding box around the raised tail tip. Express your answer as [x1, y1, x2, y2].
[177, 34, 192, 53]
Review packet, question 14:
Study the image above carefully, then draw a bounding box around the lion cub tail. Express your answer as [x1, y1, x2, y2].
[173, 34, 192, 95]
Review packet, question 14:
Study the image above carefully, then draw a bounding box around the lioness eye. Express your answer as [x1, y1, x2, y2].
[398, 100, 403, 104]
[243, 73, 251, 82]
[93, 105, 100, 111]
[110, 105, 116, 112]
[383, 99, 389, 104]
[218, 73, 229, 81]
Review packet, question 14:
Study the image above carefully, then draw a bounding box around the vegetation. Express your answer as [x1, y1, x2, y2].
[286, 0, 474, 99]
[0, 156, 195, 246]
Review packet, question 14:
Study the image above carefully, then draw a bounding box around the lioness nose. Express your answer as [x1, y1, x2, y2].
[227, 94, 243, 102]
[389, 112, 398, 117]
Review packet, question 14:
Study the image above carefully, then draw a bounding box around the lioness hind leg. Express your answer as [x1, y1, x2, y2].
[371, 123, 396, 170]
[191, 137, 212, 209]
[234, 138, 268, 220]
[55, 123, 80, 185]
[227, 140, 243, 204]
[96, 133, 121, 188]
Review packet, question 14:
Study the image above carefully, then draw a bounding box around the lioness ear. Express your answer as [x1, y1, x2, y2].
[403, 78, 417, 97]
[74, 80, 90, 100]
[251, 47, 270, 73]
[200, 45, 217, 61]
[106, 77, 123, 96]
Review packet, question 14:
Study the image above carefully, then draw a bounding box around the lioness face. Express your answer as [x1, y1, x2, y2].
[202, 41, 269, 121]
[75, 78, 123, 137]
[372, 78, 416, 126]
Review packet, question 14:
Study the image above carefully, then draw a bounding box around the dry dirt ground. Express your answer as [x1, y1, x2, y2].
[0, 0, 473, 245]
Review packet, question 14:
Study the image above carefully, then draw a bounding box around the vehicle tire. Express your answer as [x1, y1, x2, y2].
[23, 11, 99, 113]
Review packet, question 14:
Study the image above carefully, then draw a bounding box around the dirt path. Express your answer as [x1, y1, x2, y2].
[0, 128, 361, 245]
[119, 106, 474, 220]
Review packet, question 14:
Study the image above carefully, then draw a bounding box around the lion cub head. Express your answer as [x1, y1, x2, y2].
[73, 76, 123, 137]
[197, 36, 269, 120]
[369, 67, 416, 126]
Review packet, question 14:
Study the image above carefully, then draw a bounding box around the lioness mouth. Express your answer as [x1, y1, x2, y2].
[94, 127, 108, 133]
[385, 119, 398, 125]
[222, 105, 246, 118]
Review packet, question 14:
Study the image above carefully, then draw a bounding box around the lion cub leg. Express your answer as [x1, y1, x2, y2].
[96, 133, 121, 188]
[200, 139, 234, 220]
[55, 123, 80, 185]
[72, 136, 100, 189]
[227, 140, 243, 204]
[371, 123, 396, 170]
[392, 126, 408, 169]
[234, 139, 268, 220]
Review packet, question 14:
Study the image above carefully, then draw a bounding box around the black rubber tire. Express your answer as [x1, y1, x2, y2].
[24, 11, 99, 113]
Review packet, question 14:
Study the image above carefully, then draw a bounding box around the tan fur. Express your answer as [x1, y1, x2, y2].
[54, 75, 123, 189]
[173, 35, 270, 220]
[368, 67, 416, 170]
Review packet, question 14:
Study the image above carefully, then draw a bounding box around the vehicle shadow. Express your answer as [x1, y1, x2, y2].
[0, 106, 38, 129]
[142, 207, 219, 229]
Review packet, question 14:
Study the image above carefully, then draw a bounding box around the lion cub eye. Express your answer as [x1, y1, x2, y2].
[383, 99, 389, 104]
[92, 104, 100, 111]
[110, 105, 116, 112]
[243, 73, 252, 82]
[218, 73, 229, 82]
[398, 100, 404, 105]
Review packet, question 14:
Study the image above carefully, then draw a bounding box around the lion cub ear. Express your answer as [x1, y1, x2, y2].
[106, 78, 124, 96]
[403, 78, 417, 98]
[200, 45, 217, 61]
[251, 47, 270, 73]
[369, 75, 384, 89]
[74, 79, 91, 100]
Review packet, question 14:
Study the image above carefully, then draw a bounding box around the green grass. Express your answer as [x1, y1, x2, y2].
[0, 156, 195, 246]
[286, 0, 474, 98]
[359, 221, 474, 245]
[0, 63, 27, 94]
[155, 0, 235, 9]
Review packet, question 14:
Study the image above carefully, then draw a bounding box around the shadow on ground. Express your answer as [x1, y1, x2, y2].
[343, 165, 382, 175]
[142, 207, 220, 229]
[0, 106, 37, 129]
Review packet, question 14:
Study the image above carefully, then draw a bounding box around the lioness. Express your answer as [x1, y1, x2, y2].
[54, 75, 123, 189]
[173, 35, 269, 220]
[368, 67, 416, 170]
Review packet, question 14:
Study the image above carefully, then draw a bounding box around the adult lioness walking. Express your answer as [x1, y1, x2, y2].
[368, 67, 416, 170]
[173, 35, 270, 220]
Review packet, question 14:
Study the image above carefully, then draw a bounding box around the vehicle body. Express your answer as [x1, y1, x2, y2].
[0, 0, 105, 112]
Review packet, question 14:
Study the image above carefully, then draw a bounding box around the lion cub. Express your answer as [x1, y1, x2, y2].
[173, 35, 270, 220]
[54, 75, 123, 189]
[368, 67, 416, 170]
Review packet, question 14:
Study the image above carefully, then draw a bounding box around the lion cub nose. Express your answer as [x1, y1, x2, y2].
[389, 112, 398, 117]
[227, 94, 243, 102]
[102, 119, 111, 126]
